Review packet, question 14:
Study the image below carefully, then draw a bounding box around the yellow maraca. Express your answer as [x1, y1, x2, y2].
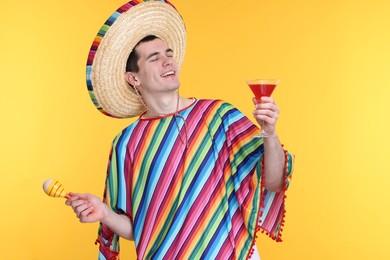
[42, 179, 70, 199]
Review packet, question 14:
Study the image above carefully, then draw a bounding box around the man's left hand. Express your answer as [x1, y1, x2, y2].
[252, 97, 280, 136]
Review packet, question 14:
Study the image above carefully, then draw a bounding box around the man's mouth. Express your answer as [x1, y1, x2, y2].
[161, 70, 175, 77]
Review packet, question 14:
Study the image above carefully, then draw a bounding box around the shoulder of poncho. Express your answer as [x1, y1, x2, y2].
[110, 119, 140, 143]
[196, 98, 235, 109]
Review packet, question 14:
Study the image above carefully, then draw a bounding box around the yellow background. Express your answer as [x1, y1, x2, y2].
[1, 0, 389, 259]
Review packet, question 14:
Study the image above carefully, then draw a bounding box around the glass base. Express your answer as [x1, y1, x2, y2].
[253, 130, 272, 138]
[253, 134, 267, 138]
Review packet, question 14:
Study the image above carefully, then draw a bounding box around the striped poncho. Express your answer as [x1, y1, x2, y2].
[96, 99, 294, 260]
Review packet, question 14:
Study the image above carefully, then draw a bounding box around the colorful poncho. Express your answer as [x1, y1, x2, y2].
[96, 99, 294, 260]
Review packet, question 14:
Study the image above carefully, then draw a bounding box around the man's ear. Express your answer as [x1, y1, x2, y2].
[125, 72, 140, 87]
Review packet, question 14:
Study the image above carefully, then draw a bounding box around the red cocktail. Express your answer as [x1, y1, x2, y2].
[248, 83, 276, 102]
[246, 79, 279, 137]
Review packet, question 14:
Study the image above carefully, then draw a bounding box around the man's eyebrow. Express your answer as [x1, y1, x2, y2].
[146, 52, 160, 60]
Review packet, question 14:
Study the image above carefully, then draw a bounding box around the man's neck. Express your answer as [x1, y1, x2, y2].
[142, 91, 179, 117]
[141, 91, 193, 118]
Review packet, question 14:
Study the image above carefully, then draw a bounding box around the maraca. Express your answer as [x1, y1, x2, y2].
[42, 179, 70, 199]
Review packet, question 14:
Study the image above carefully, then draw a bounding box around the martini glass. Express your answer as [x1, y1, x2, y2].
[246, 79, 279, 138]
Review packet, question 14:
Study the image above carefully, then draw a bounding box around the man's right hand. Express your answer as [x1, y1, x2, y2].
[65, 193, 109, 223]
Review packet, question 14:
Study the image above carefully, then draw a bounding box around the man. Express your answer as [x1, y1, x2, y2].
[66, 1, 294, 259]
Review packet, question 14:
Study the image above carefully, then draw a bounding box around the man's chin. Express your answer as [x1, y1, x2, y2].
[168, 82, 180, 91]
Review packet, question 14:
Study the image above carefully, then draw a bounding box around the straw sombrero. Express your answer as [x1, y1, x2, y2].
[86, 0, 186, 118]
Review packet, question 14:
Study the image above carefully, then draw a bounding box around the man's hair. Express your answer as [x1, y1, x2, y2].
[125, 35, 159, 72]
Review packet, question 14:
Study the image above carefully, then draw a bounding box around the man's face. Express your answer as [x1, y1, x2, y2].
[130, 38, 180, 95]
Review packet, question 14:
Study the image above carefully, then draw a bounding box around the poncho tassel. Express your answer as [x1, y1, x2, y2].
[95, 235, 119, 260]
[246, 145, 290, 259]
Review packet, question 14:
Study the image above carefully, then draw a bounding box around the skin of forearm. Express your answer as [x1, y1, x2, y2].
[101, 204, 134, 240]
[263, 135, 285, 192]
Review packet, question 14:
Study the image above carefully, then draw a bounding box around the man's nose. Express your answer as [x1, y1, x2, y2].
[162, 56, 172, 67]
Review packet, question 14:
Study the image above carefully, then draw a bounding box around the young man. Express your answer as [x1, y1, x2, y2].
[66, 1, 294, 259]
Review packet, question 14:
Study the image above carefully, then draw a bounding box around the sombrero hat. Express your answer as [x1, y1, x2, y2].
[86, 0, 186, 118]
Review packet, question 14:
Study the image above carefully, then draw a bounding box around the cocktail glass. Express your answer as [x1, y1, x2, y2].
[246, 79, 279, 138]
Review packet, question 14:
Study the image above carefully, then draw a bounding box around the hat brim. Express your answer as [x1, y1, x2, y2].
[86, 1, 186, 118]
